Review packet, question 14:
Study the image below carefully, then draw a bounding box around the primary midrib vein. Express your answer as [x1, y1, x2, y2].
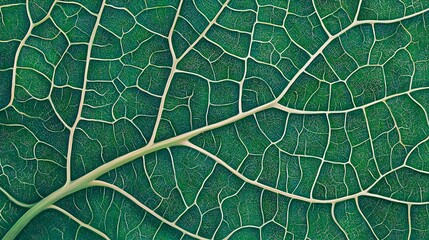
[5, 5, 429, 240]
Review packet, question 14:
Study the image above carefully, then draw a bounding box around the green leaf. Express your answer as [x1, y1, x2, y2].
[1, 0, 429, 239]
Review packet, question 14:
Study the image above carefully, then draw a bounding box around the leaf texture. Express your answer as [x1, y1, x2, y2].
[1, 0, 429, 239]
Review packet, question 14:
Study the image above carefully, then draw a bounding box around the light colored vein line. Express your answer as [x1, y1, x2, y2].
[406, 165, 429, 175]
[0, 187, 33, 208]
[363, 192, 429, 206]
[273, 6, 429, 106]
[274, 20, 358, 103]
[3, 0, 32, 111]
[48, 205, 110, 240]
[65, 0, 106, 183]
[357, 7, 429, 24]
[408, 204, 412, 240]
[7, 6, 429, 239]
[312, 0, 332, 37]
[223, 226, 260, 240]
[362, 108, 383, 177]
[58, 0, 97, 16]
[331, 203, 350, 240]
[183, 141, 359, 204]
[239, 4, 259, 114]
[88, 180, 208, 240]
[355, 198, 379, 238]
[149, 0, 230, 144]
[190, 2, 231, 51]
[354, 0, 363, 22]
[186, 139, 429, 206]
[0, 3, 25, 9]
[274, 86, 429, 115]
[167, 2, 183, 61]
[66, 76, 423, 200]
[303, 202, 311, 240]
[148, 0, 184, 145]
[357, 135, 429, 193]
[3, 0, 59, 111]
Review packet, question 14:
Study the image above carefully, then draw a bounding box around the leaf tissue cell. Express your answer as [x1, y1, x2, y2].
[1, 0, 429, 239]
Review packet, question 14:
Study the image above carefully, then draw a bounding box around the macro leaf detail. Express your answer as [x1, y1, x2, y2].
[1, 0, 429, 239]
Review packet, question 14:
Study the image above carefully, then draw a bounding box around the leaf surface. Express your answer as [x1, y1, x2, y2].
[1, 0, 429, 239]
